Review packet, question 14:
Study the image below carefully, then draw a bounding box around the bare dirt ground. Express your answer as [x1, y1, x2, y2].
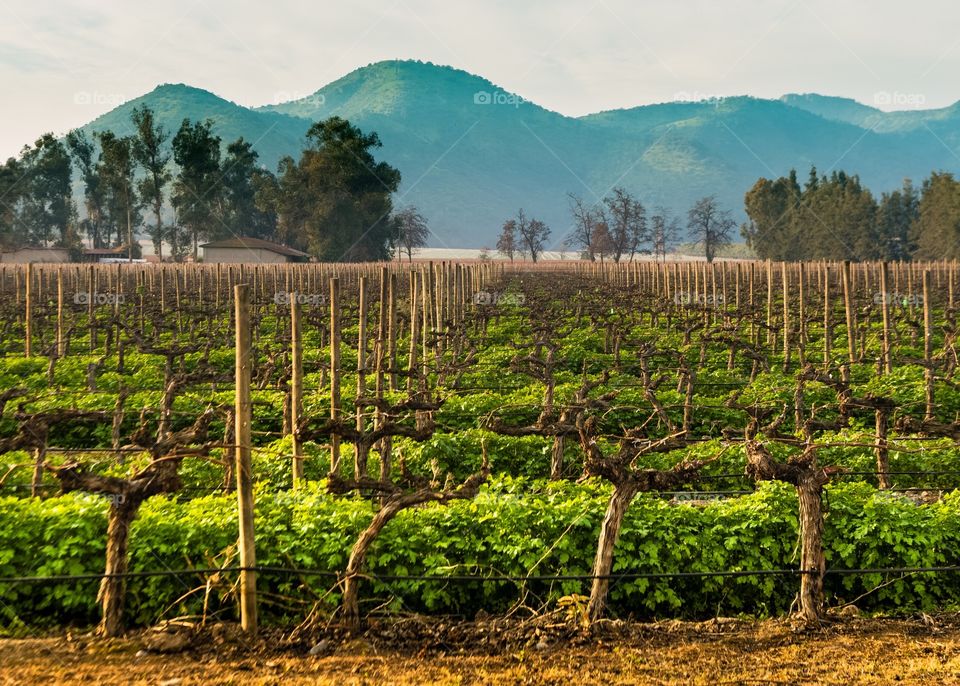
[2, 616, 960, 685]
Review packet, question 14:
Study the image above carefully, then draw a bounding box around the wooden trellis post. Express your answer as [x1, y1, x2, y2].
[329, 277, 342, 475]
[823, 264, 832, 367]
[782, 262, 791, 372]
[234, 284, 257, 634]
[923, 271, 934, 421]
[57, 268, 65, 358]
[24, 263, 33, 357]
[880, 262, 892, 374]
[290, 291, 305, 488]
[841, 261, 856, 364]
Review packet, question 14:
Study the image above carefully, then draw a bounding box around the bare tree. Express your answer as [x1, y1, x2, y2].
[512, 208, 551, 263]
[568, 193, 601, 261]
[591, 222, 615, 263]
[497, 219, 517, 261]
[394, 206, 430, 262]
[650, 206, 681, 261]
[604, 187, 647, 262]
[687, 195, 735, 262]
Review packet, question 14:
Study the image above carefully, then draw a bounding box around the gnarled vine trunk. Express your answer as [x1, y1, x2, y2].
[46, 408, 215, 637]
[340, 494, 412, 630]
[745, 434, 831, 624]
[339, 463, 490, 631]
[796, 474, 826, 623]
[587, 481, 640, 621]
[550, 435, 564, 480]
[99, 497, 141, 637]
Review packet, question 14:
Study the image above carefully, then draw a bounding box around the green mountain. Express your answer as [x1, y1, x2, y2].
[72, 61, 960, 248]
[78, 83, 308, 170]
[781, 92, 960, 140]
[778, 94, 882, 128]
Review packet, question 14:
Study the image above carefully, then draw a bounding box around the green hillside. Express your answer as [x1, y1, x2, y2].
[66, 60, 960, 248]
[782, 92, 960, 139]
[779, 93, 882, 128]
[79, 83, 308, 170]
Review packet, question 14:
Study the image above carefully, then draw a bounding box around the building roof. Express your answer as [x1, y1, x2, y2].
[200, 237, 309, 258]
[83, 246, 128, 256]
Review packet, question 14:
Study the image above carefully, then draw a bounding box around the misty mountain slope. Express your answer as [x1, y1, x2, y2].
[79, 84, 309, 170]
[781, 93, 960, 145]
[261, 61, 611, 245]
[779, 94, 882, 128]
[67, 60, 960, 247]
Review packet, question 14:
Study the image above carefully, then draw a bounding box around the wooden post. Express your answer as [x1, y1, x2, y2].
[733, 262, 741, 316]
[24, 263, 32, 357]
[407, 271, 419, 394]
[949, 263, 955, 311]
[880, 262, 892, 374]
[355, 276, 369, 478]
[841, 261, 855, 364]
[388, 273, 398, 391]
[798, 262, 807, 367]
[766, 261, 775, 350]
[368, 269, 389, 481]
[782, 262, 791, 372]
[56, 268, 65, 358]
[376, 269, 393, 483]
[329, 278, 342, 475]
[290, 292, 304, 488]
[421, 268, 429, 372]
[923, 271, 934, 421]
[234, 284, 257, 634]
[823, 264, 832, 367]
[175, 269, 183, 335]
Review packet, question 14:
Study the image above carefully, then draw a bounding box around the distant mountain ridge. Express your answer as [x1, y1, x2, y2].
[72, 60, 960, 248]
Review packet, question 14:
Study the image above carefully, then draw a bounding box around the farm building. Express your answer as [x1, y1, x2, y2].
[0, 246, 71, 263]
[200, 237, 310, 264]
[82, 246, 134, 263]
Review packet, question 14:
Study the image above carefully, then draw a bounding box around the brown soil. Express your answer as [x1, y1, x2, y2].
[2, 616, 960, 685]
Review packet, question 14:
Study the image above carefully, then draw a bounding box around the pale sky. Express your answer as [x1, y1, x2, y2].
[1, 0, 959, 159]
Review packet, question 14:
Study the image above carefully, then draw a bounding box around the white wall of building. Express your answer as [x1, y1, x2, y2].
[201, 247, 290, 264]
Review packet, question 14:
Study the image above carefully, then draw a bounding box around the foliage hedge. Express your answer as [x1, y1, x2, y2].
[2, 479, 959, 631]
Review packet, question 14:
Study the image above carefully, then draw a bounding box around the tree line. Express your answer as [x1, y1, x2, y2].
[7, 110, 956, 265]
[0, 110, 425, 262]
[743, 167, 960, 261]
[494, 190, 737, 263]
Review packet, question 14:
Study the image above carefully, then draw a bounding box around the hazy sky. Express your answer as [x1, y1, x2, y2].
[1, 0, 958, 158]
